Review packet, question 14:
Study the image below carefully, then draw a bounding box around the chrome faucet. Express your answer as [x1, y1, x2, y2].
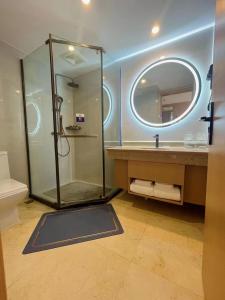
[153, 134, 159, 148]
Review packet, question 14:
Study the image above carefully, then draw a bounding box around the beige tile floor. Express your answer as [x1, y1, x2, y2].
[2, 192, 205, 300]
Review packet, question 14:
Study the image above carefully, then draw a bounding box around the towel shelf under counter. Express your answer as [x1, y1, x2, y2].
[129, 188, 183, 206]
[107, 146, 208, 206]
[129, 178, 183, 205]
[128, 161, 184, 205]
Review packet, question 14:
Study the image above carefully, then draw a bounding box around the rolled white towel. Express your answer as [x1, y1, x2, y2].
[130, 182, 154, 197]
[134, 179, 152, 187]
[154, 183, 181, 202]
[154, 183, 176, 191]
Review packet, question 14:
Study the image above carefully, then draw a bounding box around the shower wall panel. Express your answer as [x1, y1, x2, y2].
[72, 69, 103, 186]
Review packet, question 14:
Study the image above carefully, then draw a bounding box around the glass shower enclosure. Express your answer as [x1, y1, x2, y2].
[21, 34, 120, 209]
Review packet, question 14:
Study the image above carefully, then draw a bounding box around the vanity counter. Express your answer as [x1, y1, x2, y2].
[107, 145, 208, 153]
[107, 146, 208, 206]
[107, 146, 208, 167]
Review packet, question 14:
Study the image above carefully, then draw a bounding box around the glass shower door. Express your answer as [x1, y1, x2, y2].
[22, 44, 59, 206]
[49, 39, 105, 206]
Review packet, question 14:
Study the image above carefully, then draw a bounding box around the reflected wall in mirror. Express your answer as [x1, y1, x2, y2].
[103, 85, 112, 126]
[130, 58, 201, 127]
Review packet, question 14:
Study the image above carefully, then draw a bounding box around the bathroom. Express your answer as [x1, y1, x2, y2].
[0, 0, 224, 299]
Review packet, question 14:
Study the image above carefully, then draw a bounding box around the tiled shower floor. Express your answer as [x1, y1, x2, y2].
[44, 181, 111, 204]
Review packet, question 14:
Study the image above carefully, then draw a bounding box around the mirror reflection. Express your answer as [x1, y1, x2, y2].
[103, 85, 112, 125]
[26, 102, 41, 136]
[131, 59, 200, 126]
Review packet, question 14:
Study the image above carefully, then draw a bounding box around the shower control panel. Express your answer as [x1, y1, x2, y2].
[76, 113, 85, 122]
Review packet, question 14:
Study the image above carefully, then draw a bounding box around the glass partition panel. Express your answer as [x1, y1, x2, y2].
[103, 60, 122, 189]
[23, 44, 58, 205]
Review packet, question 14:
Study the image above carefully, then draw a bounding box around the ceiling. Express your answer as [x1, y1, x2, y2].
[0, 0, 215, 60]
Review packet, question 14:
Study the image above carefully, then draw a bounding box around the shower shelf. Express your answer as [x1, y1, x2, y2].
[60, 134, 98, 138]
[65, 125, 82, 131]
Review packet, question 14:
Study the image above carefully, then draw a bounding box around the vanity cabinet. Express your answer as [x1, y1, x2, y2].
[108, 147, 208, 206]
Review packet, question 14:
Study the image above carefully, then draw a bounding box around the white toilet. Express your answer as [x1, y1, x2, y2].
[0, 151, 28, 230]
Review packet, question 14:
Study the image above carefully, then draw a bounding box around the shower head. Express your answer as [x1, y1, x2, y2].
[67, 81, 79, 89]
[55, 95, 64, 112]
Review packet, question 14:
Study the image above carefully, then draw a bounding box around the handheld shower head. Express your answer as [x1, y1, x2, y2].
[55, 95, 63, 104]
[55, 95, 64, 112]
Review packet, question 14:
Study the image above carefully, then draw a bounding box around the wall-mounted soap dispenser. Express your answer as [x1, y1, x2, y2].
[200, 64, 214, 145]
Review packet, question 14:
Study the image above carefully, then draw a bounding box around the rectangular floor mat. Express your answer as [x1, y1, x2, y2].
[23, 204, 123, 254]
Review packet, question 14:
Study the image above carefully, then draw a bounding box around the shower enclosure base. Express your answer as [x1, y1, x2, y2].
[43, 181, 111, 205]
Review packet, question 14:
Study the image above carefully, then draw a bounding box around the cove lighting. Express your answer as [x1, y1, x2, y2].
[114, 23, 214, 64]
[130, 58, 201, 128]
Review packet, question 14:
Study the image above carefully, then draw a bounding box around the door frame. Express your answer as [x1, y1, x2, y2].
[21, 34, 114, 209]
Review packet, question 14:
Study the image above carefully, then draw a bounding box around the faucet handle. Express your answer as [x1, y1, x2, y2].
[153, 134, 159, 138]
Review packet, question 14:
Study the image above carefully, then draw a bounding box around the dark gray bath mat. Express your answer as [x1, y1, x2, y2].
[23, 204, 123, 254]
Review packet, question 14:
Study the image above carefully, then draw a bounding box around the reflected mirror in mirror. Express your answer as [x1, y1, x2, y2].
[26, 102, 41, 136]
[103, 85, 112, 126]
[130, 58, 201, 127]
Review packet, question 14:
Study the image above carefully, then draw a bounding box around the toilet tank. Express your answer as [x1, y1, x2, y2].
[0, 151, 10, 180]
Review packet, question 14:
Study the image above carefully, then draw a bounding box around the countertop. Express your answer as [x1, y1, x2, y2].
[107, 145, 208, 166]
[106, 146, 209, 155]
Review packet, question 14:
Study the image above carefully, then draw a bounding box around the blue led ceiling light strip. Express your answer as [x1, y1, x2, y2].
[104, 23, 214, 67]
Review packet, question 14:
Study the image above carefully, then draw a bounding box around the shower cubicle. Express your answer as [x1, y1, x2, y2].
[21, 34, 121, 209]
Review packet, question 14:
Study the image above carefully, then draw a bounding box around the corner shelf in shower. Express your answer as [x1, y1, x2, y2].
[60, 134, 98, 138]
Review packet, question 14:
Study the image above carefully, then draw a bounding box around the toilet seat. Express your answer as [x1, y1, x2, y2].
[0, 179, 28, 199]
[0, 152, 28, 229]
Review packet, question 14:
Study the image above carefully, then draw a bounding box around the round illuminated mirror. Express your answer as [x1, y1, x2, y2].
[103, 85, 112, 126]
[26, 102, 41, 136]
[130, 58, 201, 127]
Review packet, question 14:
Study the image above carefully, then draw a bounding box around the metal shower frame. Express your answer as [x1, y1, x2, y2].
[20, 34, 116, 209]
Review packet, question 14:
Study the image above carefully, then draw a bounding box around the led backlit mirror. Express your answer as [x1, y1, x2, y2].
[103, 85, 112, 126]
[130, 58, 201, 127]
[26, 102, 41, 136]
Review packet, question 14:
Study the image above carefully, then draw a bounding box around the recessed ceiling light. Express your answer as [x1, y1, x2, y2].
[82, 0, 91, 5]
[141, 79, 147, 84]
[151, 25, 160, 35]
[68, 45, 75, 52]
